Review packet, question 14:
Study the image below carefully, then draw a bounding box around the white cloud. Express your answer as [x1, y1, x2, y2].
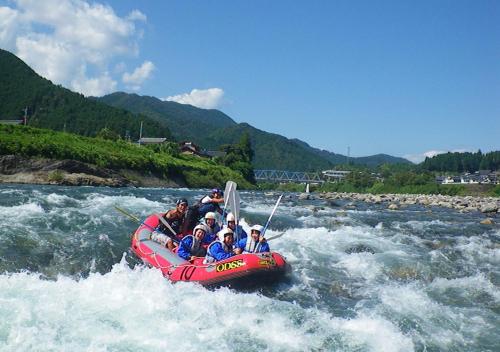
[122, 61, 155, 90]
[404, 149, 472, 164]
[0, 6, 21, 44]
[71, 72, 117, 97]
[127, 9, 147, 22]
[0, 0, 152, 96]
[162, 88, 225, 109]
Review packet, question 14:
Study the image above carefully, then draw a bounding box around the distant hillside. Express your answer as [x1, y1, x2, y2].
[98, 92, 234, 141]
[420, 150, 500, 172]
[207, 123, 334, 171]
[98, 92, 412, 170]
[99, 93, 334, 170]
[353, 153, 412, 167]
[0, 49, 171, 140]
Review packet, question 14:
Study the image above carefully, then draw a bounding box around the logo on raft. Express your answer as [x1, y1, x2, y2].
[216, 259, 245, 272]
[259, 258, 276, 266]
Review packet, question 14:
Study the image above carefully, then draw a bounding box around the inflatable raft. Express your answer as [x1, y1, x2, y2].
[130, 214, 291, 287]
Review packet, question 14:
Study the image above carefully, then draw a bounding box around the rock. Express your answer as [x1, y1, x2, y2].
[345, 244, 376, 254]
[298, 193, 310, 200]
[388, 203, 399, 210]
[480, 203, 499, 213]
[480, 218, 494, 225]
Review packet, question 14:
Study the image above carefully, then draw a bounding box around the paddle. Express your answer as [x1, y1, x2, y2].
[114, 206, 179, 243]
[232, 190, 241, 239]
[222, 181, 237, 225]
[266, 232, 285, 241]
[262, 194, 283, 236]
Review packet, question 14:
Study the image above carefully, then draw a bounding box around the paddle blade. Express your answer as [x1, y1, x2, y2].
[224, 180, 237, 208]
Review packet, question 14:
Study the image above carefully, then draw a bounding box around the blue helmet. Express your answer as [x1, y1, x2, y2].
[211, 188, 223, 196]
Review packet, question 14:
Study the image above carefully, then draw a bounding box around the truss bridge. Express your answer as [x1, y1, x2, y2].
[254, 169, 324, 183]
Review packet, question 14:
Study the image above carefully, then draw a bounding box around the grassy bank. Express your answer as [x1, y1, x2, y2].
[0, 124, 252, 189]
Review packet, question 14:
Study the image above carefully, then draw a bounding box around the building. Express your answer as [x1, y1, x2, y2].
[137, 137, 168, 145]
[437, 170, 499, 185]
[321, 170, 351, 182]
[179, 141, 205, 157]
[178, 141, 227, 159]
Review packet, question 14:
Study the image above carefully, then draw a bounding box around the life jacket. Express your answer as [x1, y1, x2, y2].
[197, 196, 222, 218]
[230, 225, 246, 243]
[244, 237, 261, 253]
[182, 234, 206, 257]
[203, 240, 232, 264]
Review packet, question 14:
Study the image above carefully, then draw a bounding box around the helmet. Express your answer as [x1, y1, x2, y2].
[176, 198, 188, 206]
[211, 188, 223, 196]
[193, 224, 209, 234]
[226, 213, 235, 222]
[204, 212, 216, 220]
[217, 228, 234, 241]
[251, 225, 264, 233]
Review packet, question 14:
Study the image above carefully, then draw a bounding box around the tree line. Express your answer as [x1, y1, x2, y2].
[420, 151, 500, 173]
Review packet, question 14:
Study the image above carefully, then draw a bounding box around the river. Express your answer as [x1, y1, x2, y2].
[0, 184, 498, 351]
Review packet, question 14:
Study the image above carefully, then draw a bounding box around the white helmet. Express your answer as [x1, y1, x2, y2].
[193, 224, 209, 234]
[205, 212, 216, 220]
[251, 225, 264, 233]
[217, 227, 234, 241]
[226, 213, 235, 222]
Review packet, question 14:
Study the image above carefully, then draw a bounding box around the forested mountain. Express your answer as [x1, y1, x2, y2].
[97, 92, 234, 141]
[0, 49, 170, 140]
[99, 92, 412, 170]
[421, 151, 500, 172]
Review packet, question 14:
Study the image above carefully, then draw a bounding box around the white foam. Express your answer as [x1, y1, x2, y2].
[0, 258, 415, 352]
[46, 193, 73, 205]
[0, 202, 45, 221]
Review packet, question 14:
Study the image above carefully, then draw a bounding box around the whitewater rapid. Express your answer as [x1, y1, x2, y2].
[0, 184, 498, 351]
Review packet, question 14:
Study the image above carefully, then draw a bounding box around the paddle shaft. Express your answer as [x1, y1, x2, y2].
[114, 206, 179, 243]
[262, 194, 283, 235]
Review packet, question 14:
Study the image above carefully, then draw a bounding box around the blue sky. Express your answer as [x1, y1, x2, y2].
[0, 0, 498, 162]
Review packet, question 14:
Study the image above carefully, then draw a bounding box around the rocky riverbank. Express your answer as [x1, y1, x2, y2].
[310, 191, 500, 214]
[0, 155, 184, 188]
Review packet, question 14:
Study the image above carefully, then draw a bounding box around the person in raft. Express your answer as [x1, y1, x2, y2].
[202, 212, 220, 242]
[237, 225, 270, 253]
[197, 188, 224, 218]
[153, 198, 188, 250]
[182, 188, 224, 233]
[225, 212, 247, 243]
[177, 224, 210, 261]
[203, 228, 242, 264]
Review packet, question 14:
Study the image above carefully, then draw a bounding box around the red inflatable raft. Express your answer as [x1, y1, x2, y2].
[130, 214, 291, 287]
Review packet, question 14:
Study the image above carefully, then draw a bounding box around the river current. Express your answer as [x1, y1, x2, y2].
[0, 184, 498, 352]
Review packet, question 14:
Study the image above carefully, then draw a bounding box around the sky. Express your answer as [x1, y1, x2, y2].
[0, 0, 498, 163]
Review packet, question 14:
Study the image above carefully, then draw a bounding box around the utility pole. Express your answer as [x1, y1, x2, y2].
[139, 121, 143, 145]
[347, 146, 351, 165]
[23, 107, 28, 125]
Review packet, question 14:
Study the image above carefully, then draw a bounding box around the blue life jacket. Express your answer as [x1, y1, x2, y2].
[204, 241, 234, 263]
[178, 235, 206, 260]
[230, 225, 247, 243]
[237, 237, 270, 253]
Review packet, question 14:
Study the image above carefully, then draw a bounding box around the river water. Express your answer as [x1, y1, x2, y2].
[0, 184, 498, 352]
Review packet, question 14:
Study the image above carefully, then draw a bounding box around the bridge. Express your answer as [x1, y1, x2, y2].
[254, 169, 325, 183]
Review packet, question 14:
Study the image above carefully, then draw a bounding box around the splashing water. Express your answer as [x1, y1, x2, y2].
[0, 184, 498, 351]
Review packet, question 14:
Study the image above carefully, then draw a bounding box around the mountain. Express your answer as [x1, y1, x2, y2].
[353, 154, 412, 167]
[98, 92, 234, 142]
[0, 48, 410, 171]
[99, 92, 412, 170]
[0, 49, 171, 140]
[99, 93, 335, 170]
